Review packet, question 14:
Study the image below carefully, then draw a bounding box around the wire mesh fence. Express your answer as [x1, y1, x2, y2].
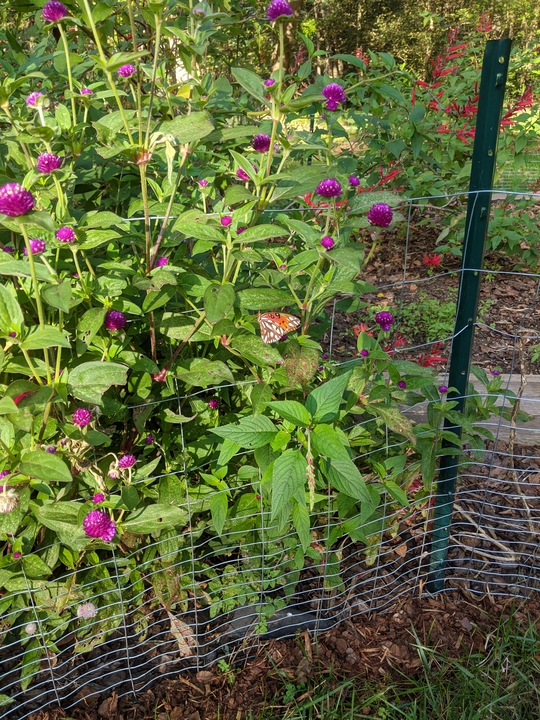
[1, 183, 540, 718]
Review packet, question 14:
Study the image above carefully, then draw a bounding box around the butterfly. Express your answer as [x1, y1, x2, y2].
[257, 311, 301, 344]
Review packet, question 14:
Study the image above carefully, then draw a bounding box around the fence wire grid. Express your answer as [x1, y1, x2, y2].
[2, 187, 540, 718]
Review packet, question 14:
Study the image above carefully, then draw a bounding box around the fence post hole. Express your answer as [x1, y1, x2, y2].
[426, 38, 512, 594]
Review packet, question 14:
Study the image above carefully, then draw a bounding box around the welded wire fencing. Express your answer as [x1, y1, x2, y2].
[2, 188, 540, 719]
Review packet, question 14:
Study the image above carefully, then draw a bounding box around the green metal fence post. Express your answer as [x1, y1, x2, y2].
[426, 38, 512, 594]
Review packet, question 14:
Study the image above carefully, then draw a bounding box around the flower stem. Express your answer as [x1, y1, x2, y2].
[58, 24, 77, 129]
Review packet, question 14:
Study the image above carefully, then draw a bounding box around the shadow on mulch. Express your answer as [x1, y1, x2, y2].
[30, 589, 540, 720]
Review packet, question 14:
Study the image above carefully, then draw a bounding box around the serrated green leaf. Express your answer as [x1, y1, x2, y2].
[211, 415, 278, 449]
[272, 449, 307, 520]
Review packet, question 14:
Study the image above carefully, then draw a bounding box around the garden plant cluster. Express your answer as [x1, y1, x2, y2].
[0, 0, 536, 699]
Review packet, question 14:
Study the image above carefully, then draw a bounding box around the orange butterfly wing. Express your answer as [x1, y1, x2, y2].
[257, 312, 301, 344]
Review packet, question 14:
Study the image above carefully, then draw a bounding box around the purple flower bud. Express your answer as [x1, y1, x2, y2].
[367, 203, 393, 228]
[221, 215, 232, 227]
[318, 365, 324, 372]
[145, 433, 154, 445]
[208, 398, 219, 410]
[360, 349, 369, 357]
[45, 445, 57, 454]
[267, 0, 294, 21]
[348, 176, 360, 187]
[264, 78, 276, 87]
[92, 493, 105, 503]
[439, 385, 448, 394]
[24, 239, 46, 256]
[117, 64, 136, 79]
[55, 226, 76, 243]
[2, 246, 14, 253]
[83, 510, 116, 541]
[491, 369, 501, 375]
[77, 602, 98, 619]
[374, 311, 394, 332]
[0, 183, 35, 217]
[320, 235, 335, 250]
[322, 353, 329, 359]
[237, 227, 247, 235]
[13, 551, 21, 559]
[397, 380, 406, 389]
[236, 167, 250, 182]
[73, 407, 92, 428]
[0, 470, 11, 480]
[80, 87, 93, 95]
[256, 494, 261, 500]
[252, 134, 271, 152]
[315, 178, 343, 198]
[9, 332, 16, 338]
[42, 1, 68, 23]
[36, 153, 62, 174]
[104, 310, 126, 331]
[118, 454, 137, 469]
[279, 264, 287, 270]
[321, 83, 346, 110]
[193, 7, 205, 15]
[156, 256, 168, 267]
[198, 179, 209, 187]
[26, 91, 43, 107]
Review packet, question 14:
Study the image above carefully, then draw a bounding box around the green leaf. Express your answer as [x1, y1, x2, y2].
[20, 450, 72, 483]
[0, 284, 23, 334]
[42, 281, 72, 313]
[21, 326, 71, 350]
[162, 408, 197, 424]
[160, 111, 214, 144]
[292, 502, 311, 551]
[217, 438, 241, 466]
[20, 641, 42, 691]
[230, 334, 284, 366]
[76, 307, 107, 353]
[0, 258, 54, 282]
[224, 185, 256, 205]
[142, 284, 177, 313]
[312, 425, 350, 460]
[176, 359, 234, 388]
[78, 228, 121, 250]
[22, 553, 52, 578]
[175, 220, 225, 243]
[384, 480, 409, 507]
[238, 288, 295, 311]
[159, 314, 213, 342]
[123, 504, 188, 534]
[102, 50, 149, 72]
[331, 53, 367, 69]
[0, 396, 18, 414]
[325, 458, 371, 503]
[305, 371, 351, 423]
[371, 405, 416, 444]
[34, 501, 83, 538]
[272, 449, 307, 520]
[211, 415, 278, 449]
[233, 224, 288, 244]
[0, 695, 14, 708]
[159, 475, 184, 505]
[67, 361, 128, 405]
[204, 283, 235, 324]
[55, 103, 72, 131]
[232, 67, 268, 105]
[210, 492, 228, 536]
[268, 400, 311, 427]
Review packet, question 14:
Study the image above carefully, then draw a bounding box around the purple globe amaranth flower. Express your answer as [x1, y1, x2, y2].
[36, 153, 62, 174]
[0, 183, 35, 217]
[13, 551, 21, 559]
[349, 176, 360, 187]
[374, 310, 395, 332]
[198, 179, 209, 187]
[322, 353, 329, 360]
[0, 470, 10, 480]
[77, 602, 98, 619]
[193, 7, 206, 15]
[118, 454, 137, 469]
[45, 445, 57, 454]
[316, 178, 343, 198]
[439, 385, 448, 394]
[26, 91, 43, 107]
[360, 349, 369, 357]
[92, 493, 105, 504]
[56, 226, 76, 243]
[267, 0, 294, 21]
[397, 380, 407, 389]
[321, 83, 347, 110]
[144, 433, 154, 445]
[117, 64, 136, 79]
[80, 87, 93, 95]
[220, 215, 232, 227]
[42, 1, 68, 22]
[24, 238, 46, 256]
[367, 203, 393, 228]
[73, 407, 92, 428]
[264, 78, 276, 87]
[236, 167, 250, 182]
[9, 332, 16, 338]
[156, 256, 168, 267]
[320, 235, 335, 250]
[491, 369, 501, 376]
[252, 134, 271, 152]
[83, 510, 116, 542]
[104, 310, 126, 331]
[237, 227, 247, 235]
[208, 398, 219, 410]
[2, 246, 14, 253]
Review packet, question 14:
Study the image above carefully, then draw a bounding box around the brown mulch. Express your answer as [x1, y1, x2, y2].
[28, 590, 540, 720]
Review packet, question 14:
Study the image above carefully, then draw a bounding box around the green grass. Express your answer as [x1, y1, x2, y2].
[251, 604, 540, 720]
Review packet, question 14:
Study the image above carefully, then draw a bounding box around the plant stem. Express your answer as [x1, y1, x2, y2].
[144, 14, 163, 150]
[139, 164, 152, 271]
[58, 24, 77, 129]
[20, 348, 44, 386]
